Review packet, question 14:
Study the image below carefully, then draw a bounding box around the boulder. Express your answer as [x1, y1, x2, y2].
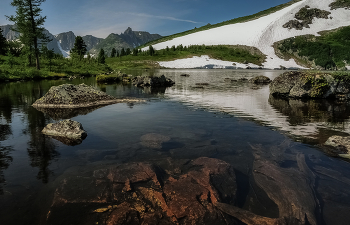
[42, 119, 87, 140]
[270, 71, 350, 99]
[249, 75, 272, 84]
[132, 75, 175, 87]
[324, 136, 350, 158]
[32, 83, 141, 108]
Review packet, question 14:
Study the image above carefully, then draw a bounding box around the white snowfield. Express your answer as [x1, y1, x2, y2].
[144, 0, 350, 69]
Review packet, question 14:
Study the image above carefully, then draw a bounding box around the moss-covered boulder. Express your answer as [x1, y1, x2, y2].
[249, 75, 271, 84]
[32, 83, 141, 108]
[42, 119, 87, 140]
[270, 71, 350, 99]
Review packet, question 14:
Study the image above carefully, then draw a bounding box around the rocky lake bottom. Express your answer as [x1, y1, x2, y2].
[0, 69, 350, 224]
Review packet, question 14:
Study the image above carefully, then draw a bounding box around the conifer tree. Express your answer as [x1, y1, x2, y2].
[7, 0, 51, 70]
[120, 48, 126, 57]
[98, 48, 105, 64]
[116, 50, 119, 57]
[0, 28, 8, 55]
[111, 48, 116, 57]
[71, 36, 87, 60]
[132, 48, 138, 56]
[126, 48, 131, 55]
[149, 45, 155, 56]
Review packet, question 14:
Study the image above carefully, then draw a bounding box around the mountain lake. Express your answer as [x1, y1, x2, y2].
[0, 69, 350, 225]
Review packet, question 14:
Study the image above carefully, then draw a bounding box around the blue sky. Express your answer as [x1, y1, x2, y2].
[0, 0, 290, 38]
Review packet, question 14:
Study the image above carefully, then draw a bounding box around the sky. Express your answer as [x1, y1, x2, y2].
[0, 0, 291, 38]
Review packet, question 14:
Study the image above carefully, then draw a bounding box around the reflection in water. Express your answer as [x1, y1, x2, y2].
[34, 105, 109, 120]
[26, 104, 60, 183]
[0, 145, 13, 195]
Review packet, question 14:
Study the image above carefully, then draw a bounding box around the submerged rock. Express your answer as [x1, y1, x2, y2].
[47, 157, 238, 225]
[249, 75, 272, 84]
[32, 83, 141, 108]
[270, 71, 350, 99]
[132, 75, 175, 87]
[42, 119, 87, 140]
[140, 133, 170, 149]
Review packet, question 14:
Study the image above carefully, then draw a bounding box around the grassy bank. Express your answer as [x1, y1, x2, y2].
[0, 55, 111, 81]
[107, 44, 265, 70]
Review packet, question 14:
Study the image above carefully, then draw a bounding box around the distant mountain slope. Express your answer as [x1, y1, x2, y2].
[142, 0, 350, 69]
[1, 24, 62, 55]
[55, 31, 76, 51]
[90, 27, 162, 55]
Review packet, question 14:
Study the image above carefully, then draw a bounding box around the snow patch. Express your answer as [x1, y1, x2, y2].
[57, 41, 70, 58]
[159, 55, 259, 69]
[143, 0, 350, 69]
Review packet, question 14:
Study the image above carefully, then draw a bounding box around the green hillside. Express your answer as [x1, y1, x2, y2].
[275, 26, 350, 70]
[139, 0, 302, 48]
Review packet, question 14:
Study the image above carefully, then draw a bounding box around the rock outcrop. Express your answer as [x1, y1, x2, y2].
[324, 136, 350, 158]
[270, 71, 350, 99]
[132, 75, 175, 87]
[283, 6, 331, 30]
[42, 119, 87, 140]
[32, 83, 141, 108]
[249, 75, 272, 84]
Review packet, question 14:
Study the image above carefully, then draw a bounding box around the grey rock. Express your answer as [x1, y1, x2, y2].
[249, 75, 272, 84]
[42, 119, 87, 140]
[32, 83, 141, 108]
[325, 136, 350, 158]
[132, 75, 175, 87]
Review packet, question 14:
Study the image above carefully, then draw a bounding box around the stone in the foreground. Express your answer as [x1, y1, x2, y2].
[42, 119, 87, 140]
[324, 135, 350, 158]
[270, 71, 350, 99]
[32, 83, 141, 108]
[249, 75, 271, 84]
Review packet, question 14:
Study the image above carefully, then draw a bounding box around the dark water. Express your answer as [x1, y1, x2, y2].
[0, 69, 350, 224]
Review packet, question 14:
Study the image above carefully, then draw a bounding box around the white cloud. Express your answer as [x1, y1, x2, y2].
[122, 12, 200, 24]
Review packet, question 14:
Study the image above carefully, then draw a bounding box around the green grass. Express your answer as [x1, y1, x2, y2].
[139, 0, 302, 48]
[107, 45, 265, 70]
[276, 26, 350, 69]
[0, 55, 111, 81]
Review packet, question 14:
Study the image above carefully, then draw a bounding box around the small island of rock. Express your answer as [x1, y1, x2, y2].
[32, 83, 142, 108]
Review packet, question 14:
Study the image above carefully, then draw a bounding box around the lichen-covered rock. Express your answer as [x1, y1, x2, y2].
[132, 75, 175, 87]
[249, 75, 272, 84]
[42, 119, 87, 140]
[32, 83, 141, 108]
[270, 71, 350, 99]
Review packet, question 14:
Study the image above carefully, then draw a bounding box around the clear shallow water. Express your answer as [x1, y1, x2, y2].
[0, 69, 350, 224]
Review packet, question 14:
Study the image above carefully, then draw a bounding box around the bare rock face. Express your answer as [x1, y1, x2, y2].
[42, 119, 87, 140]
[324, 136, 350, 158]
[47, 157, 238, 225]
[32, 83, 141, 108]
[249, 76, 272, 84]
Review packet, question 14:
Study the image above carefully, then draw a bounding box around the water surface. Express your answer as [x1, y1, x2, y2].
[0, 69, 350, 225]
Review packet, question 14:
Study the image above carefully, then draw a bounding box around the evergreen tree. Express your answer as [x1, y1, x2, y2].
[71, 36, 87, 60]
[166, 46, 169, 52]
[132, 48, 138, 56]
[7, 0, 51, 70]
[0, 28, 8, 55]
[171, 45, 176, 51]
[116, 50, 119, 57]
[126, 48, 131, 55]
[98, 48, 105, 64]
[120, 48, 126, 57]
[111, 48, 116, 57]
[149, 45, 155, 56]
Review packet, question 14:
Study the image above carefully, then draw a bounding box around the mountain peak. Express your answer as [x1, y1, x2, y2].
[124, 27, 133, 35]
